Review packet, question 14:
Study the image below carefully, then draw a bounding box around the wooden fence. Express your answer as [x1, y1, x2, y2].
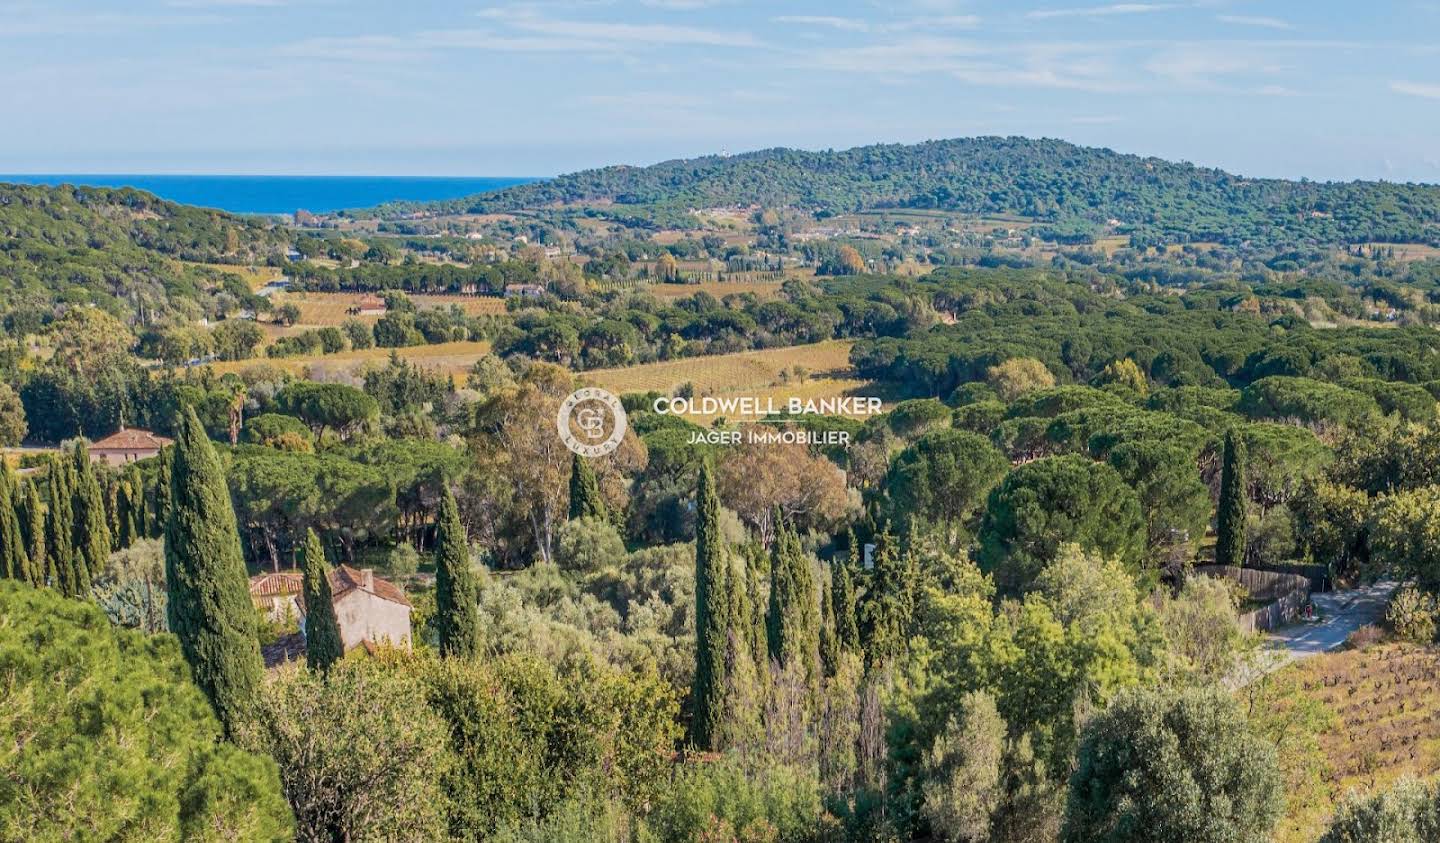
[1194, 565, 1313, 633]
[1250, 562, 1331, 593]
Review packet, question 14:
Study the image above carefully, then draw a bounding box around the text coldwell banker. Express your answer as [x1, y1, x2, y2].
[652, 396, 882, 417]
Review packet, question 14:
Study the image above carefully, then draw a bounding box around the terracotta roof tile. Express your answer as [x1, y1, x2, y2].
[332, 564, 412, 608]
[90, 428, 173, 451]
[251, 566, 410, 609]
[249, 571, 303, 597]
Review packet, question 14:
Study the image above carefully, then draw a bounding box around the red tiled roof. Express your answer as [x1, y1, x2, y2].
[249, 565, 410, 608]
[332, 564, 412, 608]
[249, 571, 303, 598]
[91, 428, 173, 452]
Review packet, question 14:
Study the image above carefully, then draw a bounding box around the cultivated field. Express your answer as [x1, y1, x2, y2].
[1267, 642, 1440, 842]
[1355, 242, 1440, 262]
[207, 339, 492, 378]
[279, 292, 508, 326]
[645, 280, 787, 301]
[580, 340, 887, 425]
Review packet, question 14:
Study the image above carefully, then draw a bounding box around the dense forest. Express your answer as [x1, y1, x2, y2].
[387, 137, 1440, 248]
[0, 183, 285, 328]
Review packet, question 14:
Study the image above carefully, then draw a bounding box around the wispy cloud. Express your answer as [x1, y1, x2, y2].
[798, 37, 1136, 93]
[278, 8, 766, 63]
[167, 0, 287, 7]
[478, 7, 765, 48]
[639, 0, 732, 8]
[1027, 4, 1174, 20]
[773, 16, 872, 32]
[772, 14, 980, 33]
[1215, 14, 1294, 30]
[1391, 80, 1440, 99]
[1145, 44, 1284, 88]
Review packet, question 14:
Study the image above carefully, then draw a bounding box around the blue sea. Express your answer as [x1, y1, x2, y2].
[0, 174, 537, 215]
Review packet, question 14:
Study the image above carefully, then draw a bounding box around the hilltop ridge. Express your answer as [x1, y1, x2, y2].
[391, 136, 1440, 246]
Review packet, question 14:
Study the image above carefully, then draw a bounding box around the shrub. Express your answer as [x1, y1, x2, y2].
[921, 692, 1005, 842]
[1320, 778, 1440, 842]
[1346, 624, 1385, 650]
[556, 516, 628, 573]
[643, 758, 827, 843]
[1244, 508, 1296, 568]
[1385, 584, 1438, 643]
[1370, 487, 1440, 589]
[236, 655, 449, 842]
[387, 542, 421, 577]
[1063, 686, 1284, 843]
[1157, 575, 1248, 684]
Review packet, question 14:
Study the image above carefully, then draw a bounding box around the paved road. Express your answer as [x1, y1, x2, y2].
[1232, 580, 1397, 685]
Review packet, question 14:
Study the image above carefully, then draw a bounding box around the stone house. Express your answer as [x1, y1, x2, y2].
[249, 565, 412, 658]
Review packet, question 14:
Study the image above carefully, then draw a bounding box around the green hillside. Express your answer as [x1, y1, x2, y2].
[407, 136, 1440, 248]
[0, 183, 288, 327]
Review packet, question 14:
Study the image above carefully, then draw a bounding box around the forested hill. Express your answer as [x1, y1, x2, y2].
[412, 136, 1440, 247]
[0, 183, 288, 326]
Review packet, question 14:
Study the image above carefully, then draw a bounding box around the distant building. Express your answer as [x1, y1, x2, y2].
[250, 571, 306, 623]
[89, 427, 172, 467]
[294, 209, 320, 226]
[503, 283, 546, 300]
[352, 295, 387, 316]
[249, 565, 413, 661]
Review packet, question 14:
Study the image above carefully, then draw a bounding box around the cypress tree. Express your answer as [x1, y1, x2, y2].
[742, 544, 768, 673]
[107, 471, 132, 551]
[299, 529, 343, 672]
[859, 528, 914, 666]
[832, 544, 861, 654]
[0, 462, 28, 582]
[164, 407, 264, 734]
[690, 458, 731, 750]
[152, 446, 173, 539]
[18, 479, 45, 587]
[1216, 429, 1248, 567]
[766, 512, 820, 690]
[46, 457, 79, 597]
[113, 478, 133, 550]
[434, 484, 479, 659]
[567, 452, 607, 522]
[124, 467, 144, 546]
[70, 443, 111, 586]
[819, 568, 839, 677]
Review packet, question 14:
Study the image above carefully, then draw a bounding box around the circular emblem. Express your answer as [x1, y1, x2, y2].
[557, 387, 627, 457]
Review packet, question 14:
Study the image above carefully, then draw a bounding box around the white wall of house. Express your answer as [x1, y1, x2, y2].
[333, 590, 412, 651]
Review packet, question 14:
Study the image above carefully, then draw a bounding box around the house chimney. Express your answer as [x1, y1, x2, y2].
[360, 569, 374, 590]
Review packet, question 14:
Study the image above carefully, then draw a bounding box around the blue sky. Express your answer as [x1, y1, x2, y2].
[3, 0, 1439, 181]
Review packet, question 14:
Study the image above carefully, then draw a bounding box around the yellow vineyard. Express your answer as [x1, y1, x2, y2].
[580, 340, 882, 425]
[281, 292, 508, 326]
[1270, 643, 1440, 843]
[208, 340, 492, 378]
